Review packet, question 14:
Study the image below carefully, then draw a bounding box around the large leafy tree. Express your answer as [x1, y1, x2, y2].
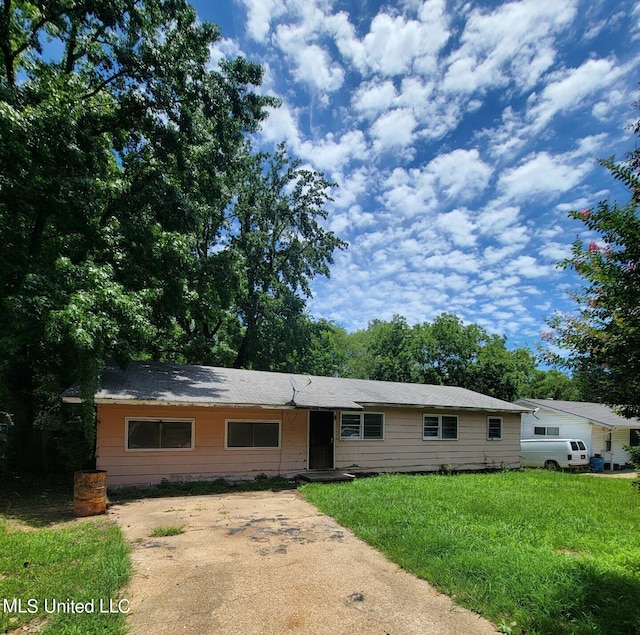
[0, 0, 276, 468]
[544, 140, 640, 417]
[335, 313, 537, 401]
[229, 144, 346, 369]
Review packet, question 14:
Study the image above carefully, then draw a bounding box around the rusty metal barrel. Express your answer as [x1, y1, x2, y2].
[73, 470, 107, 517]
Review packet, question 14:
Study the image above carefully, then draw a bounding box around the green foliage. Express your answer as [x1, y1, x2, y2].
[229, 143, 346, 369]
[335, 313, 540, 401]
[524, 368, 580, 400]
[0, 2, 347, 470]
[544, 105, 640, 418]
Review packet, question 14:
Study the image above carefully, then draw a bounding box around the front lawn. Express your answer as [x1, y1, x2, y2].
[0, 481, 131, 635]
[302, 470, 640, 635]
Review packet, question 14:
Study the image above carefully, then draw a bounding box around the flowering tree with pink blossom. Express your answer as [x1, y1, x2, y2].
[545, 121, 640, 420]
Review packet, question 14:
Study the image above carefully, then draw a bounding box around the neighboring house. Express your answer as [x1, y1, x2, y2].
[516, 398, 640, 470]
[63, 362, 530, 486]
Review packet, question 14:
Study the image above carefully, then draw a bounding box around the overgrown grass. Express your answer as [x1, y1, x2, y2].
[302, 470, 640, 635]
[0, 477, 131, 635]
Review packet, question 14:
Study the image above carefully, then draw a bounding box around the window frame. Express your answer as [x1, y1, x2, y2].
[487, 416, 503, 440]
[225, 419, 282, 450]
[339, 411, 385, 441]
[125, 417, 195, 452]
[533, 426, 560, 437]
[422, 414, 459, 440]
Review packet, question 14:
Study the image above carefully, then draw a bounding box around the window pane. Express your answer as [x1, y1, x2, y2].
[578, 441, 587, 450]
[341, 413, 362, 439]
[228, 422, 254, 447]
[534, 426, 545, 435]
[547, 427, 560, 436]
[488, 418, 502, 439]
[128, 420, 161, 449]
[363, 413, 383, 439]
[570, 441, 579, 451]
[253, 423, 279, 448]
[161, 422, 192, 448]
[441, 416, 458, 439]
[631, 430, 640, 447]
[423, 416, 439, 438]
[228, 422, 279, 448]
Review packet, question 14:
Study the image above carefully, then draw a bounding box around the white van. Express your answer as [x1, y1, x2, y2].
[520, 438, 589, 470]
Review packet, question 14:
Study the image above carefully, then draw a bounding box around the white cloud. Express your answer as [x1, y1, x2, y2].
[443, 0, 577, 95]
[371, 108, 418, 153]
[257, 102, 301, 149]
[497, 151, 591, 202]
[298, 129, 368, 171]
[240, 0, 287, 41]
[434, 209, 477, 247]
[526, 57, 624, 130]
[427, 149, 493, 200]
[334, 1, 451, 77]
[351, 80, 398, 120]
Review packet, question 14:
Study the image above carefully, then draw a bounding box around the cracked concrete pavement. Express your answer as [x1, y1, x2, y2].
[109, 489, 497, 635]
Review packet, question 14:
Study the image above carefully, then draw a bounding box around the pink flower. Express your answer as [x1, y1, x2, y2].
[587, 241, 601, 252]
[627, 262, 637, 271]
[579, 209, 591, 219]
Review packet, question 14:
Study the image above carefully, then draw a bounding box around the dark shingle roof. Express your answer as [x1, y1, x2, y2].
[516, 398, 638, 428]
[63, 362, 528, 413]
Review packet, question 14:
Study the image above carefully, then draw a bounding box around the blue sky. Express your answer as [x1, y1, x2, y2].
[192, 0, 640, 350]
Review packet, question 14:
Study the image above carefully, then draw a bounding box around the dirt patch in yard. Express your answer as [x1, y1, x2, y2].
[110, 489, 497, 635]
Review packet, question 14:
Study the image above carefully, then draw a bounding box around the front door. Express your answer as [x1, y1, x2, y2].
[309, 411, 334, 470]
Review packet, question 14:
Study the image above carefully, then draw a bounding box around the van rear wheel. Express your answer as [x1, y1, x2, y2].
[544, 460, 560, 470]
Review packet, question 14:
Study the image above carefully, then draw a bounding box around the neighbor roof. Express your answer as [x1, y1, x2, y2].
[63, 362, 528, 413]
[516, 398, 638, 429]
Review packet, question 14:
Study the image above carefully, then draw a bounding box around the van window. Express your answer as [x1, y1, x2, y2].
[577, 441, 586, 451]
[570, 441, 579, 451]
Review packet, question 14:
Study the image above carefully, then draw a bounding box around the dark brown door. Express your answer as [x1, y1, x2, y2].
[309, 411, 334, 470]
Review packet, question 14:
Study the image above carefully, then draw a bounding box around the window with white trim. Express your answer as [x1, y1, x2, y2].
[340, 412, 384, 440]
[487, 416, 502, 440]
[423, 414, 458, 440]
[126, 419, 194, 450]
[226, 420, 281, 449]
[534, 426, 560, 436]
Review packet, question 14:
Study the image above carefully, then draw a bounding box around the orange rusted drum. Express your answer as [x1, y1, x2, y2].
[73, 470, 107, 517]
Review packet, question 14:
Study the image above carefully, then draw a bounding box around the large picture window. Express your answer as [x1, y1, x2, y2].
[126, 419, 194, 450]
[423, 414, 458, 440]
[340, 412, 384, 440]
[226, 421, 281, 449]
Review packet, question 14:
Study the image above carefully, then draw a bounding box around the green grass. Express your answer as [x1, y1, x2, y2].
[149, 525, 184, 537]
[0, 479, 131, 635]
[302, 470, 640, 635]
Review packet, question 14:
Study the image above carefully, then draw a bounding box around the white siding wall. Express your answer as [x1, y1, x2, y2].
[335, 408, 521, 474]
[521, 406, 633, 467]
[612, 428, 632, 465]
[521, 410, 593, 450]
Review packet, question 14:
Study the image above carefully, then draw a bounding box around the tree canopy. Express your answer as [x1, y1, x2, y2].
[544, 98, 640, 418]
[0, 1, 343, 469]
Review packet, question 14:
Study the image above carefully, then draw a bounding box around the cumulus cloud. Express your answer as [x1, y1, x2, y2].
[443, 0, 577, 95]
[526, 57, 625, 130]
[371, 108, 418, 153]
[497, 151, 592, 202]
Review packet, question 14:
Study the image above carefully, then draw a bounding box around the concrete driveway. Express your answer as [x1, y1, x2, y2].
[109, 490, 497, 635]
